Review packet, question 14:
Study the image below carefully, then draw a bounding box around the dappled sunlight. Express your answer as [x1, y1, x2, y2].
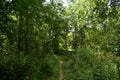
[1, 0, 120, 80]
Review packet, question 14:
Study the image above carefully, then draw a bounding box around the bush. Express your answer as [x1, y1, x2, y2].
[63, 47, 119, 80]
[0, 53, 59, 80]
[0, 54, 34, 80]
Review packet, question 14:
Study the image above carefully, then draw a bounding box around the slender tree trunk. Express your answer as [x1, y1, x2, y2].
[17, 14, 23, 53]
[116, 63, 120, 79]
[59, 56, 63, 80]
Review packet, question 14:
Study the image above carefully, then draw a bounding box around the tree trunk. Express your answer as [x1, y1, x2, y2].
[59, 56, 63, 80]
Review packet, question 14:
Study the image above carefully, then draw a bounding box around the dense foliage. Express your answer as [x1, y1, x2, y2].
[0, 0, 120, 80]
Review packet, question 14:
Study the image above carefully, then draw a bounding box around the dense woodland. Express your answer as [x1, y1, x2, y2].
[0, 0, 120, 80]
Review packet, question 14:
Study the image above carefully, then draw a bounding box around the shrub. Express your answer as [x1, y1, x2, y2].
[0, 54, 34, 80]
[63, 47, 119, 80]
